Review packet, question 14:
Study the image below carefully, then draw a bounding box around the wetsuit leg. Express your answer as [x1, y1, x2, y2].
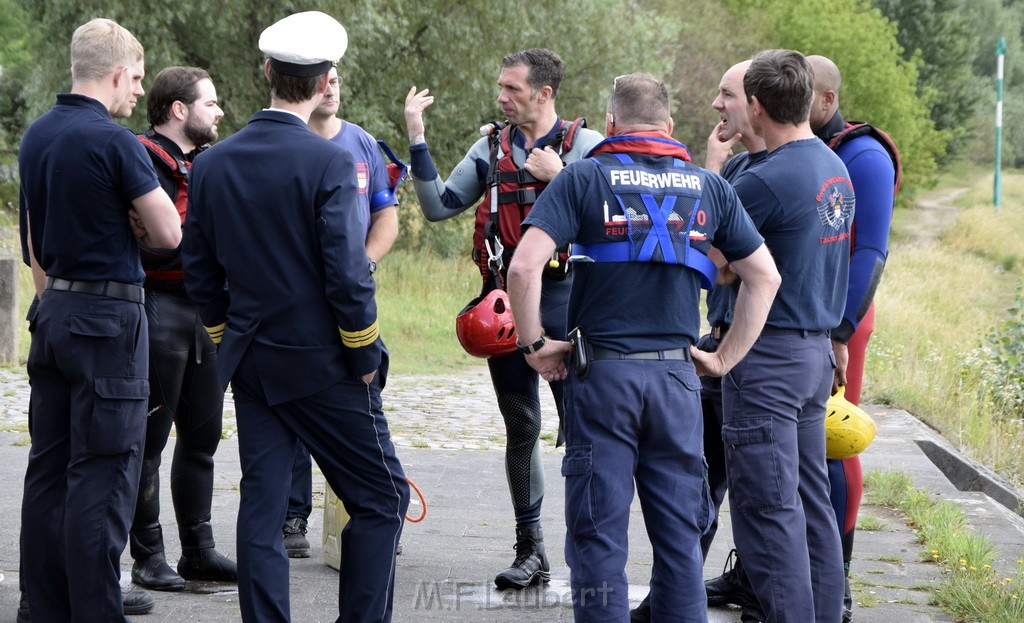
[170, 310, 224, 542]
[488, 353, 544, 527]
[829, 303, 873, 614]
[486, 275, 570, 529]
[131, 290, 187, 560]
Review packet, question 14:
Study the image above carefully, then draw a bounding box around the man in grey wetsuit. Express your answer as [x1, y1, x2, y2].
[404, 47, 602, 589]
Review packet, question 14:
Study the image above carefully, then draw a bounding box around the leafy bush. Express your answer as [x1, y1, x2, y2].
[978, 283, 1024, 418]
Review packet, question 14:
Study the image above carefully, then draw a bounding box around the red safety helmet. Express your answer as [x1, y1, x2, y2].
[455, 289, 518, 358]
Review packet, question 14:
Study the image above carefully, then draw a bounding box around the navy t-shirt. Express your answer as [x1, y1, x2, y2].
[20, 94, 160, 285]
[524, 150, 763, 352]
[731, 138, 852, 331]
[706, 149, 768, 327]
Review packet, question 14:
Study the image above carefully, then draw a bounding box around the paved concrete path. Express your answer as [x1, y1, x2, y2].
[1, 366, 1022, 622]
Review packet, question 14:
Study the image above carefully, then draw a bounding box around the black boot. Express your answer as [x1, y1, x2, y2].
[282, 517, 311, 559]
[130, 523, 185, 591]
[177, 521, 237, 582]
[494, 526, 550, 590]
[706, 549, 757, 608]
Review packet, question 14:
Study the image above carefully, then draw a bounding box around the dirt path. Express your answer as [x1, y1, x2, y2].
[901, 186, 968, 243]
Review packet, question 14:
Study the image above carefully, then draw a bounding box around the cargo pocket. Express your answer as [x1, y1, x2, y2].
[561, 444, 598, 538]
[721, 417, 783, 512]
[89, 376, 149, 455]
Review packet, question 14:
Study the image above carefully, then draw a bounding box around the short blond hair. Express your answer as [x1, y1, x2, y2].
[70, 18, 144, 84]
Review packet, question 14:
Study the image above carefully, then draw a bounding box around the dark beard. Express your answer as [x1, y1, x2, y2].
[184, 117, 216, 147]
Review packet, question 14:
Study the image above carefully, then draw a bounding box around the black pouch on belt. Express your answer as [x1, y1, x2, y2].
[568, 326, 589, 381]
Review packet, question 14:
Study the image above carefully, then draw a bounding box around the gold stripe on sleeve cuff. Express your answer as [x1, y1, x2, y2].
[205, 322, 226, 345]
[340, 320, 379, 348]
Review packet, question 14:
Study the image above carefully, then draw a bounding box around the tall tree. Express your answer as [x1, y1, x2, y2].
[730, 0, 946, 198]
[875, 0, 987, 159]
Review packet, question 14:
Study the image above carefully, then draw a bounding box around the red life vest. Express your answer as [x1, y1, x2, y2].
[472, 118, 586, 280]
[137, 134, 191, 281]
[827, 122, 902, 197]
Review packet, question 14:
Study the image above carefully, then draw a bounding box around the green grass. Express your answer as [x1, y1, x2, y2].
[866, 168, 1024, 485]
[374, 248, 483, 374]
[864, 469, 1024, 622]
[856, 515, 888, 531]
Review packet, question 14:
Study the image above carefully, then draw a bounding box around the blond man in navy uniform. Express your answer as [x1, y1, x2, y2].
[19, 17, 181, 622]
[182, 12, 409, 623]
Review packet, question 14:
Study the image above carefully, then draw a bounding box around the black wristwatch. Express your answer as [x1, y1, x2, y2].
[368, 258, 378, 274]
[516, 335, 546, 354]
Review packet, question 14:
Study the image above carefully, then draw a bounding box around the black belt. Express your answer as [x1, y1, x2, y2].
[761, 327, 826, 338]
[45, 277, 144, 304]
[710, 324, 730, 340]
[591, 347, 691, 361]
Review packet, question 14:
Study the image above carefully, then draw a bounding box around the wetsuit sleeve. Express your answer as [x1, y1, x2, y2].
[409, 136, 489, 221]
[833, 139, 894, 342]
[565, 128, 604, 161]
[317, 149, 383, 375]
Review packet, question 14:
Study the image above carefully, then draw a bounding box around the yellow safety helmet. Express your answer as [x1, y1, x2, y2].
[825, 386, 877, 460]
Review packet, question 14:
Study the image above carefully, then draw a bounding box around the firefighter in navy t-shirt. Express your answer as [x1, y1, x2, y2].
[508, 72, 779, 623]
[720, 50, 853, 623]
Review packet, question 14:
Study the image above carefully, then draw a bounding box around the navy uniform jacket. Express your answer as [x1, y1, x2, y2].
[183, 110, 381, 406]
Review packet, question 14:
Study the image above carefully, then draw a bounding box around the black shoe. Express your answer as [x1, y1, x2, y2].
[282, 517, 311, 559]
[18, 585, 155, 619]
[706, 549, 756, 608]
[177, 547, 238, 582]
[629, 592, 651, 623]
[494, 526, 550, 590]
[842, 607, 853, 623]
[132, 552, 185, 591]
[123, 587, 156, 615]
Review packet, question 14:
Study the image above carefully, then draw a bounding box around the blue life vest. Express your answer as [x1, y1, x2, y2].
[572, 152, 717, 289]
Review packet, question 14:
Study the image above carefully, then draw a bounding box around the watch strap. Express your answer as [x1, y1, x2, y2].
[516, 335, 546, 354]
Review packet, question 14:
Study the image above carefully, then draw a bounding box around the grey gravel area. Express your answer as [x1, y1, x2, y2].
[0, 364, 560, 450]
[2, 364, 1022, 623]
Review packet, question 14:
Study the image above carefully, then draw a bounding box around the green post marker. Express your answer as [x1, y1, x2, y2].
[996, 36, 1006, 210]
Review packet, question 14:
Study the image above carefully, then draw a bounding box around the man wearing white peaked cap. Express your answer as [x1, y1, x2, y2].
[183, 10, 410, 623]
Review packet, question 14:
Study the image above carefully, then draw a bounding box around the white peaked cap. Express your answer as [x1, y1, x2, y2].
[259, 11, 348, 77]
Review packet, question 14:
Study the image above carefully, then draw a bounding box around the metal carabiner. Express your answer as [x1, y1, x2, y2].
[485, 236, 504, 272]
